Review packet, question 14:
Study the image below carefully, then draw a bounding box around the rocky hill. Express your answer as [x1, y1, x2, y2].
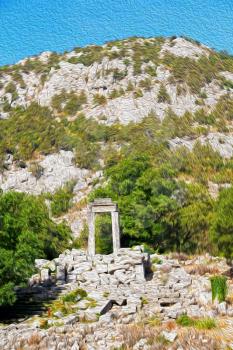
[0, 36, 233, 236]
[1, 36, 233, 350]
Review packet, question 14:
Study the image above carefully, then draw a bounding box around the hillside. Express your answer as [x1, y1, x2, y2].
[0, 35, 233, 349]
[0, 36, 233, 233]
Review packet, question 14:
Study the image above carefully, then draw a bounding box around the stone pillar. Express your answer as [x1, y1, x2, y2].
[88, 210, 95, 256]
[111, 210, 120, 254]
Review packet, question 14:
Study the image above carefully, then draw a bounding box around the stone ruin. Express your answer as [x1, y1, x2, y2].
[87, 198, 120, 256]
[34, 200, 148, 288]
[2, 199, 150, 326]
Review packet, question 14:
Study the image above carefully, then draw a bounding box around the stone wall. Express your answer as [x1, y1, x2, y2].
[34, 246, 149, 288]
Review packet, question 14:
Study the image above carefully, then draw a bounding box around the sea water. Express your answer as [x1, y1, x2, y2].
[0, 0, 233, 66]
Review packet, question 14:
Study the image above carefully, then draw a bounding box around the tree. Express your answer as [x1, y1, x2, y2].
[0, 191, 71, 306]
[178, 184, 213, 253]
[211, 187, 233, 260]
[90, 156, 180, 250]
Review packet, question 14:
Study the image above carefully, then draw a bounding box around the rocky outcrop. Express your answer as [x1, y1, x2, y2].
[160, 37, 210, 60]
[1, 250, 233, 349]
[0, 150, 102, 236]
[0, 151, 93, 194]
[169, 132, 233, 159]
[0, 37, 231, 124]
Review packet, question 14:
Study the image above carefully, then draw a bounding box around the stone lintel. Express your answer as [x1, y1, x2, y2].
[91, 205, 117, 213]
[93, 198, 113, 205]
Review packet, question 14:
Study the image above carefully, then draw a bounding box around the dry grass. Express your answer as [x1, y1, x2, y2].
[27, 332, 42, 346]
[176, 328, 220, 350]
[119, 324, 160, 348]
[163, 320, 176, 331]
[119, 320, 223, 350]
[170, 252, 190, 261]
[185, 264, 219, 276]
[226, 293, 233, 305]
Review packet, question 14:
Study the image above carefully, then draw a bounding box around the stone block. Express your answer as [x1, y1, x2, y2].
[40, 268, 50, 282]
[82, 271, 100, 283]
[135, 264, 145, 282]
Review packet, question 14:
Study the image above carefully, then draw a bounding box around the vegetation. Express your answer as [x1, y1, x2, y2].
[210, 276, 228, 302]
[0, 191, 71, 306]
[46, 180, 76, 217]
[61, 288, 87, 302]
[93, 93, 107, 106]
[95, 213, 113, 254]
[176, 314, 216, 330]
[51, 90, 87, 114]
[157, 84, 171, 103]
[1, 37, 233, 307]
[0, 103, 69, 162]
[211, 188, 233, 260]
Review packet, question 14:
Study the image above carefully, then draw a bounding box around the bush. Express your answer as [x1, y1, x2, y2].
[211, 187, 233, 260]
[52, 91, 87, 115]
[0, 191, 71, 306]
[112, 68, 127, 81]
[63, 91, 87, 115]
[139, 78, 152, 91]
[157, 84, 171, 103]
[29, 162, 44, 179]
[93, 93, 107, 106]
[72, 223, 89, 249]
[62, 288, 87, 302]
[0, 103, 70, 161]
[5, 82, 16, 94]
[49, 180, 76, 217]
[176, 314, 194, 327]
[177, 314, 216, 330]
[210, 276, 227, 302]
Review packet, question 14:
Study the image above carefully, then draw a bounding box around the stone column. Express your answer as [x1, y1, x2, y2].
[87, 210, 95, 256]
[111, 210, 120, 254]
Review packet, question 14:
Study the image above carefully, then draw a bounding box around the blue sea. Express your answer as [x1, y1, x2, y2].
[0, 0, 233, 66]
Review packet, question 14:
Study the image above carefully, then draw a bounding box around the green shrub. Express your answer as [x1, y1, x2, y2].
[2, 101, 11, 112]
[52, 91, 87, 115]
[109, 88, 125, 99]
[93, 93, 107, 106]
[157, 84, 171, 103]
[210, 276, 227, 302]
[75, 140, 100, 169]
[222, 79, 233, 90]
[134, 89, 143, 98]
[29, 162, 44, 179]
[49, 180, 76, 217]
[5, 82, 17, 94]
[67, 56, 80, 64]
[176, 314, 194, 327]
[63, 91, 87, 115]
[163, 53, 218, 94]
[126, 81, 134, 91]
[0, 103, 70, 161]
[112, 68, 127, 81]
[139, 78, 152, 91]
[145, 65, 157, 77]
[177, 314, 216, 330]
[151, 257, 162, 264]
[72, 223, 89, 249]
[0, 191, 71, 306]
[195, 317, 216, 330]
[211, 187, 233, 260]
[62, 288, 87, 302]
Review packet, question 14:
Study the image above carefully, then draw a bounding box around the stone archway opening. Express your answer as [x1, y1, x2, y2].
[87, 198, 120, 256]
[95, 212, 113, 254]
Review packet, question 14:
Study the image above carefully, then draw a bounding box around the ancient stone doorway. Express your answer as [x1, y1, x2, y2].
[87, 198, 120, 255]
